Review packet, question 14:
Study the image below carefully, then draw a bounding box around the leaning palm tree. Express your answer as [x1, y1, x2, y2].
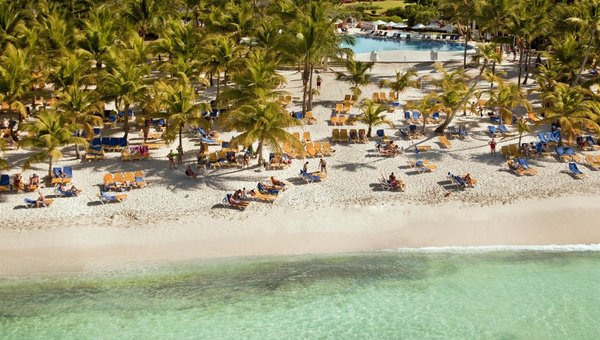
[157, 74, 210, 154]
[56, 86, 104, 159]
[349, 100, 394, 137]
[407, 94, 439, 134]
[221, 100, 302, 165]
[335, 58, 374, 98]
[20, 110, 86, 178]
[540, 83, 600, 145]
[378, 69, 419, 103]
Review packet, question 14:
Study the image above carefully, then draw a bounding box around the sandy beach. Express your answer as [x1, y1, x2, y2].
[2, 58, 600, 277]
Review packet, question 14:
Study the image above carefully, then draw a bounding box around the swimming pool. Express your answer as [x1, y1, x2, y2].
[342, 36, 471, 54]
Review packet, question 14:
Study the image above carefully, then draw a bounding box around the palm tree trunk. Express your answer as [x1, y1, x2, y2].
[422, 118, 427, 133]
[367, 125, 372, 137]
[178, 123, 184, 153]
[257, 138, 264, 165]
[463, 30, 469, 69]
[522, 45, 531, 85]
[223, 70, 228, 89]
[301, 52, 310, 115]
[572, 32, 595, 86]
[517, 47, 524, 88]
[75, 143, 80, 159]
[216, 76, 221, 101]
[307, 64, 314, 112]
[518, 132, 523, 146]
[123, 103, 130, 140]
[48, 157, 53, 179]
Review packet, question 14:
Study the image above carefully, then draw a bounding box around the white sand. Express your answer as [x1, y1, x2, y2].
[2, 59, 600, 277]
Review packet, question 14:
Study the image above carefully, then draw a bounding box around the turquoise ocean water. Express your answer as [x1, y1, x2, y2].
[2, 250, 600, 339]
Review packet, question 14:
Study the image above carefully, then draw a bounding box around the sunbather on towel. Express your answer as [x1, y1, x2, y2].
[463, 174, 475, 187]
[507, 160, 523, 171]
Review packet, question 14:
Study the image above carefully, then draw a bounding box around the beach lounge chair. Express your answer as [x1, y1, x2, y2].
[339, 115, 348, 126]
[103, 173, 117, 191]
[0, 174, 10, 192]
[305, 142, 321, 158]
[258, 182, 279, 195]
[24, 198, 53, 208]
[98, 191, 127, 204]
[404, 111, 412, 122]
[133, 171, 147, 187]
[528, 111, 541, 122]
[438, 135, 452, 148]
[415, 160, 437, 173]
[585, 154, 600, 170]
[249, 190, 277, 203]
[498, 125, 513, 136]
[447, 173, 467, 189]
[568, 162, 585, 179]
[414, 145, 432, 153]
[564, 147, 581, 162]
[342, 103, 351, 114]
[223, 194, 248, 210]
[331, 129, 340, 143]
[51, 167, 72, 185]
[349, 129, 359, 143]
[376, 129, 390, 143]
[339, 129, 349, 143]
[585, 136, 600, 150]
[507, 159, 527, 176]
[335, 103, 343, 114]
[358, 129, 368, 143]
[412, 111, 422, 121]
[488, 126, 498, 136]
[517, 158, 538, 175]
[302, 132, 311, 143]
[299, 169, 319, 183]
[55, 185, 81, 197]
[321, 142, 335, 155]
[330, 115, 340, 126]
[379, 92, 388, 103]
[372, 92, 380, 102]
[555, 147, 569, 162]
[389, 92, 397, 102]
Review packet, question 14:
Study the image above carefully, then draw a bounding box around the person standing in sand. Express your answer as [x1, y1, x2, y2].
[316, 75, 322, 90]
[167, 150, 176, 169]
[303, 161, 309, 173]
[489, 138, 497, 157]
[319, 158, 327, 174]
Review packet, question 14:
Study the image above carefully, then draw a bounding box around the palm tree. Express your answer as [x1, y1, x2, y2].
[516, 117, 530, 147]
[378, 69, 419, 103]
[0, 139, 8, 170]
[124, 0, 170, 40]
[407, 94, 439, 134]
[221, 100, 301, 165]
[441, 0, 482, 68]
[79, 8, 117, 69]
[100, 53, 150, 139]
[335, 58, 374, 98]
[47, 51, 91, 91]
[566, 0, 600, 86]
[486, 77, 532, 124]
[541, 83, 600, 145]
[0, 0, 25, 49]
[349, 100, 394, 137]
[202, 35, 240, 102]
[157, 75, 209, 154]
[434, 44, 501, 133]
[0, 44, 34, 126]
[56, 86, 104, 159]
[20, 110, 86, 178]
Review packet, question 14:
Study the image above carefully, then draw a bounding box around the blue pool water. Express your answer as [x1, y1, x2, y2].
[343, 36, 471, 54]
[2, 250, 600, 339]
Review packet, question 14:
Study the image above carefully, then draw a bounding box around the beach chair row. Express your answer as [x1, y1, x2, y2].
[330, 114, 354, 126]
[372, 92, 398, 103]
[208, 150, 240, 168]
[334, 103, 352, 114]
[103, 171, 147, 191]
[399, 125, 423, 140]
[292, 111, 317, 125]
[284, 141, 334, 159]
[332, 128, 368, 143]
[51, 166, 73, 185]
[279, 95, 293, 107]
[292, 131, 312, 143]
[343, 94, 357, 104]
[90, 137, 129, 152]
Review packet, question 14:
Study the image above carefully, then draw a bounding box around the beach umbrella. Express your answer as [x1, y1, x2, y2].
[412, 24, 426, 30]
[425, 23, 440, 30]
[393, 23, 408, 29]
[372, 20, 387, 26]
[386, 21, 397, 27]
[441, 24, 454, 33]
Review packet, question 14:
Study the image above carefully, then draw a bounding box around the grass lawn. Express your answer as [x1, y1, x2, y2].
[343, 1, 405, 14]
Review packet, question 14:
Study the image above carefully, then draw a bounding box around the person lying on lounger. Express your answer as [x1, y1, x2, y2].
[271, 176, 285, 187]
[185, 165, 198, 179]
[463, 174, 475, 187]
[507, 159, 523, 171]
[388, 172, 406, 191]
[36, 191, 46, 208]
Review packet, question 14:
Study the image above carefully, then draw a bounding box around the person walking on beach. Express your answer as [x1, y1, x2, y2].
[167, 150, 176, 169]
[489, 138, 497, 157]
[316, 75, 322, 90]
[319, 158, 327, 174]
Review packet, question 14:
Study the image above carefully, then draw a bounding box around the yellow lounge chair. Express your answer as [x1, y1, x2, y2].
[407, 160, 431, 168]
[585, 155, 600, 170]
[372, 92, 380, 102]
[438, 135, 452, 148]
[339, 115, 348, 126]
[251, 190, 277, 203]
[304, 111, 317, 125]
[527, 111, 541, 122]
[113, 172, 125, 186]
[305, 142, 321, 157]
[389, 92, 397, 102]
[293, 132, 301, 141]
[133, 171, 147, 187]
[507, 160, 527, 176]
[209, 152, 221, 168]
[284, 143, 301, 159]
[344, 94, 351, 103]
[332, 129, 340, 142]
[358, 129, 368, 143]
[330, 115, 340, 126]
[379, 92, 388, 103]
[143, 141, 166, 150]
[314, 142, 329, 156]
[302, 131, 311, 142]
[335, 103, 343, 114]
[321, 142, 334, 155]
[415, 145, 432, 152]
[339, 129, 349, 143]
[342, 103, 351, 114]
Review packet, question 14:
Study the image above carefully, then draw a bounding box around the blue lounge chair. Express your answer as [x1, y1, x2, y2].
[399, 127, 409, 138]
[555, 146, 565, 159]
[404, 111, 411, 120]
[538, 133, 548, 143]
[294, 112, 303, 120]
[63, 166, 73, 180]
[498, 125, 510, 134]
[568, 162, 585, 178]
[201, 137, 219, 145]
[490, 116, 500, 124]
[98, 191, 127, 204]
[118, 138, 128, 148]
[55, 186, 78, 197]
[412, 111, 421, 120]
[535, 142, 544, 156]
[101, 137, 110, 148]
[409, 125, 417, 134]
[517, 158, 530, 170]
[223, 194, 247, 210]
[300, 170, 320, 183]
[586, 136, 597, 148]
[52, 167, 62, 178]
[0, 174, 10, 191]
[488, 126, 498, 135]
[432, 112, 440, 120]
[108, 137, 119, 150]
[376, 129, 386, 139]
[549, 130, 560, 143]
[258, 182, 278, 195]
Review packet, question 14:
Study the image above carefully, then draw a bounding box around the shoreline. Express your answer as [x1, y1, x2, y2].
[2, 195, 600, 278]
